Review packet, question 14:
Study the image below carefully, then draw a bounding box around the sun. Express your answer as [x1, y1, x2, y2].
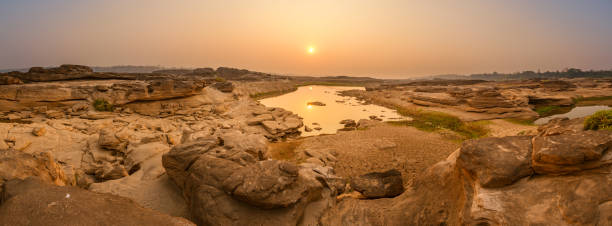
[307, 46, 315, 54]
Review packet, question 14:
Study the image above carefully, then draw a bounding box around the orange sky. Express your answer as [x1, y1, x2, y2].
[1, 0, 611, 78]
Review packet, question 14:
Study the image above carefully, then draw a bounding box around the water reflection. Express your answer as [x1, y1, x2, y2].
[534, 105, 611, 125]
[259, 86, 408, 136]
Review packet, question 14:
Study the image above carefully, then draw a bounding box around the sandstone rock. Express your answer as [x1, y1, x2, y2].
[246, 113, 274, 126]
[0, 75, 23, 85]
[212, 81, 234, 93]
[357, 119, 378, 129]
[98, 128, 126, 151]
[220, 130, 268, 160]
[307, 101, 326, 106]
[45, 110, 64, 119]
[339, 119, 356, 126]
[163, 139, 338, 226]
[0, 178, 194, 225]
[0, 150, 70, 193]
[532, 130, 612, 174]
[458, 136, 534, 188]
[350, 169, 404, 198]
[31, 127, 46, 136]
[222, 160, 305, 208]
[537, 117, 585, 136]
[95, 162, 128, 180]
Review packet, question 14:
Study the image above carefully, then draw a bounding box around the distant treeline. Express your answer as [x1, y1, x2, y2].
[468, 68, 612, 80]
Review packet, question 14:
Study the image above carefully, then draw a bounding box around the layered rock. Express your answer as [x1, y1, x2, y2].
[162, 138, 341, 226]
[246, 106, 303, 140]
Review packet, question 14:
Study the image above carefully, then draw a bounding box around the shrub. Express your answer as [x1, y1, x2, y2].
[584, 109, 612, 131]
[214, 77, 226, 82]
[93, 99, 114, 112]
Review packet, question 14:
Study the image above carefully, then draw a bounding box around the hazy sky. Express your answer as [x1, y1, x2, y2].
[1, 0, 611, 78]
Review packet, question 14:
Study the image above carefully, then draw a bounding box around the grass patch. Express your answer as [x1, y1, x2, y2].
[268, 140, 303, 161]
[584, 109, 612, 131]
[387, 107, 489, 139]
[573, 95, 612, 107]
[504, 118, 535, 126]
[214, 77, 226, 82]
[93, 99, 114, 112]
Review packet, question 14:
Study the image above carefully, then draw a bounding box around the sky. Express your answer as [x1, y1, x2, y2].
[1, 0, 611, 78]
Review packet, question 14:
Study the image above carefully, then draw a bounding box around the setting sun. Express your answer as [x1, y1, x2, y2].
[307, 46, 315, 54]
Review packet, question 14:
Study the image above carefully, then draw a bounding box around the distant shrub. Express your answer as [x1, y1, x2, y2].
[584, 109, 612, 131]
[93, 99, 114, 112]
[214, 77, 226, 82]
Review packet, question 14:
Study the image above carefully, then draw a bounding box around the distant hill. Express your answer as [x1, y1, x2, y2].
[91, 65, 167, 73]
[416, 68, 612, 81]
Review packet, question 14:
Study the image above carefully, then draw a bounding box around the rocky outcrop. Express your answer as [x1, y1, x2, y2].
[162, 138, 340, 226]
[0, 65, 211, 113]
[323, 119, 612, 225]
[0, 150, 71, 193]
[0, 178, 194, 225]
[246, 106, 303, 140]
[212, 81, 234, 93]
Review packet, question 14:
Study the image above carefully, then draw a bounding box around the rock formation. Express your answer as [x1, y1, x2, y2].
[323, 118, 612, 225]
[162, 137, 342, 225]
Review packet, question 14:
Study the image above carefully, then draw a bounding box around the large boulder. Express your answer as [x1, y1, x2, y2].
[458, 136, 534, 188]
[532, 131, 612, 174]
[0, 178, 194, 225]
[162, 138, 339, 226]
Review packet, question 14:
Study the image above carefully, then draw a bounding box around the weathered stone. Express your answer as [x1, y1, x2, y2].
[350, 169, 404, 198]
[532, 131, 612, 174]
[0, 150, 70, 193]
[212, 81, 234, 93]
[31, 127, 46, 136]
[458, 136, 534, 188]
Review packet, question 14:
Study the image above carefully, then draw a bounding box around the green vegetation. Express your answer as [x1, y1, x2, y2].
[504, 118, 535, 126]
[534, 105, 573, 117]
[214, 77, 226, 82]
[584, 109, 612, 131]
[388, 106, 489, 139]
[93, 99, 114, 112]
[573, 96, 612, 106]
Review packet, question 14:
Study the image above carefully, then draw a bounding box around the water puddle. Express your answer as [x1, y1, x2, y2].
[259, 85, 408, 136]
[534, 105, 611, 125]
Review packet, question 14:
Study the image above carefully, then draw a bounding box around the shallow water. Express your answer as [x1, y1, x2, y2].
[259, 85, 408, 136]
[534, 105, 611, 125]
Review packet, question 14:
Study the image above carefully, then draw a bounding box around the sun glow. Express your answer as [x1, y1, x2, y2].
[307, 46, 315, 54]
